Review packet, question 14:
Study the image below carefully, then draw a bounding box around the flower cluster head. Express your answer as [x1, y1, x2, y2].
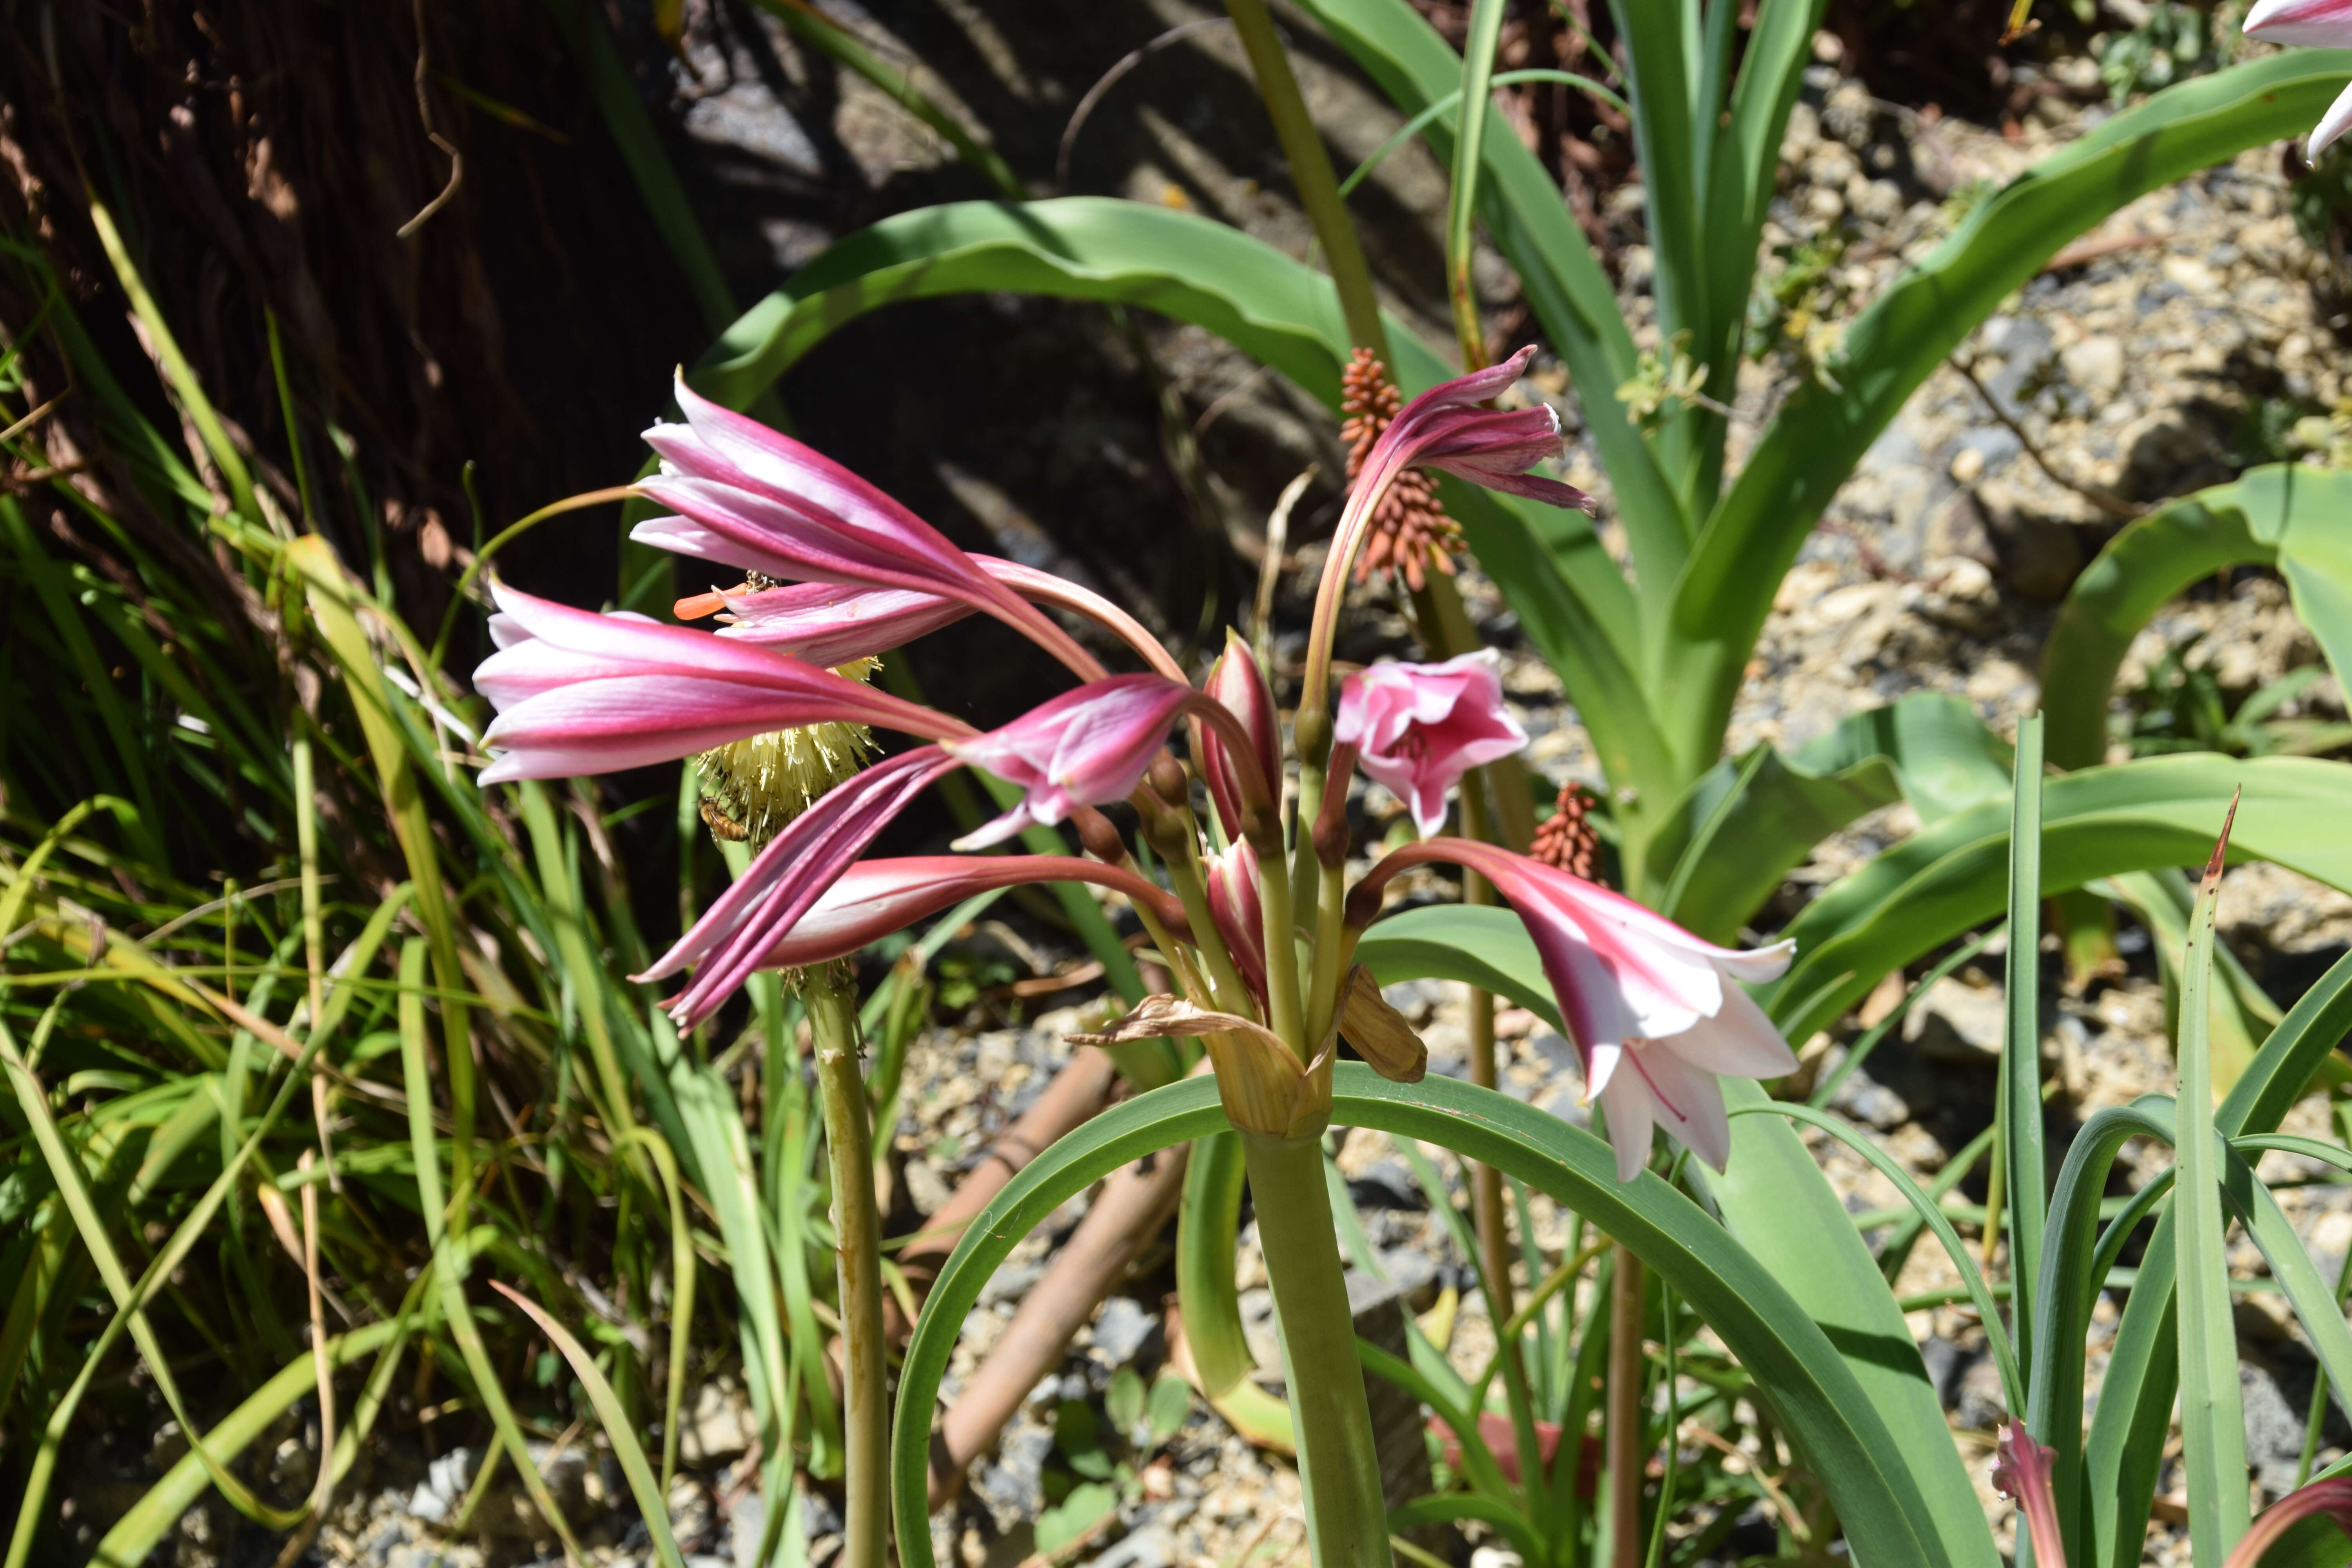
[472, 353, 1793, 1180]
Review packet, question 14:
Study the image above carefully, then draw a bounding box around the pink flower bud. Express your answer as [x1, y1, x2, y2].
[1199, 632, 1282, 845]
[1334, 651, 1528, 838]
[1992, 1425, 2066, 1568]
[1203, 839, 1269, 1006]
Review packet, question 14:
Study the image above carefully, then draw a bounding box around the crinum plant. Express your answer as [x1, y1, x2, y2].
[465, 3, 2352, 1564]
[475, 357, 1812, 1567]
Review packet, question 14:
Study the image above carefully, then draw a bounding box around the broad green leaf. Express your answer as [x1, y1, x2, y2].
[1648, 691, 2013, 938]
[895, 1068, 1990, 1568]
[1353, 907, 2000, 1567]
[1763, 754, 2352, 1043]
[2043, 465, 2352, 771]
[1662, 52, 2352, 785]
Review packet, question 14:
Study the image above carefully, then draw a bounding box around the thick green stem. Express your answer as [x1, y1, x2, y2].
[1241, 1131, 1393, 1568]
[1257, 832, 1307, 1051]
[808, 978, 888, 1568]
[1607, 1244, 1646, 1568]
[1457, 784, 1516, 1323]
[1225, 0, 1388, 359]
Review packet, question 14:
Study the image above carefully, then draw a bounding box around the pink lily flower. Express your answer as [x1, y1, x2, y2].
[1347, 839, 1796, 1181]
[637, 746, 964, 1024]
[634, 379, 1105, 679]
[743, 856, 1192, 985]
[946, 675, 1229, 850]
[473, 582, 965, 784]
[1992, 1425, 2066, 1568]
[1334, 651, 1529, 837]
[2243, 0, 2352, 155]
[1352, 346, 1595, 515]
[1204, 839, 1270, 1005]
[1198, 632, 1282, 846]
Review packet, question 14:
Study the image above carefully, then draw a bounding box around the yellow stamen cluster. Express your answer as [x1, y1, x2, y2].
[693, 657, 880, 851]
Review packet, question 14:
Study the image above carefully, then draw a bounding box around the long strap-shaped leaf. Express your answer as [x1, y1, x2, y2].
[895, 1069, 1981, 1568]
[2042, 465, 2352, 771]
[2175, 804, 2250, 1561]
[2079, 931, 2352, 1566]
[2034, 1101, 2352, 1564]
[1762, 754, 2352, 1042]
[1661, 50, 2352, 781]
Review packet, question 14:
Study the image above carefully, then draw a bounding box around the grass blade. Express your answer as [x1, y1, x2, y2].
[2177, 790, 2250, 1560]
[493, 1282, 689, 1568]
[397, 938, 587, 1564]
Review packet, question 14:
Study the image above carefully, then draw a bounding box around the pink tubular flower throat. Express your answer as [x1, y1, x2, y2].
[1347, 839, 1796, 1181]
[744, 857, 1192, 984]
[472, 582, 969, 784]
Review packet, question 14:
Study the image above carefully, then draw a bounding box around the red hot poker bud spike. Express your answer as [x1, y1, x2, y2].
[1531, 781, 1601, 882]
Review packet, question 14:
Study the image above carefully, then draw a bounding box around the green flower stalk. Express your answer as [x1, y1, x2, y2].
[692, 663, 889, 1568]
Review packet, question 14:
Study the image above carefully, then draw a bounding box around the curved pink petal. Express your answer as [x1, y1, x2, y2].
[639, 746, 958, 986]
[715, 580, 973, 664]
[945, 675, 1196, 838]
[1657, 984, 1799, 1080]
